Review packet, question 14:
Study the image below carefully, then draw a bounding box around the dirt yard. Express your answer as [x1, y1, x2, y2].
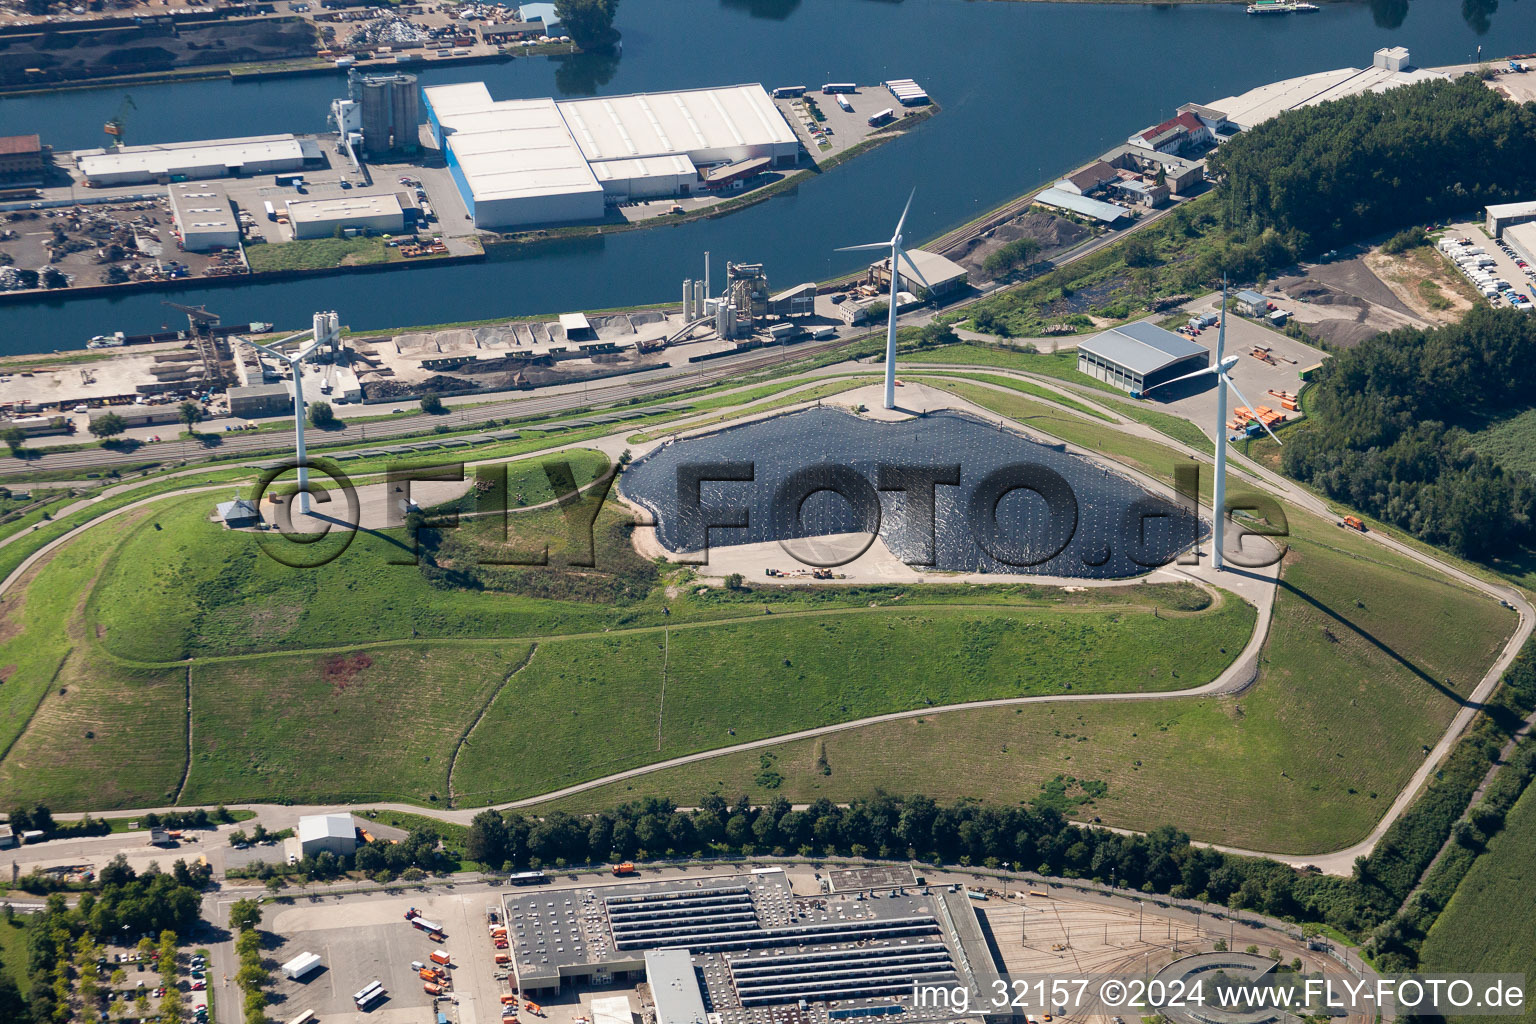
[1266, 252, 1428, 348]
[950, 209, 1092, 282]
[1363, 245, 1480, 325]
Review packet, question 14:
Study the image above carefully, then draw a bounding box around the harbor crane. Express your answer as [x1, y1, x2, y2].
[104, 94, 136, 150]
[162, 301, 225, 383]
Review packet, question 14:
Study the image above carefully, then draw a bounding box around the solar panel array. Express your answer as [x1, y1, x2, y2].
[620, 407, 1205, 578]
[601, 883, 957, 1008]
[730, 943, 957, 1005]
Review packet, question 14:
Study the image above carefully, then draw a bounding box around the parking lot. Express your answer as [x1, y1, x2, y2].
[1441, 220, 1536, 309]
[259, 889, 508, 1024]
[774, 86, 924, 164]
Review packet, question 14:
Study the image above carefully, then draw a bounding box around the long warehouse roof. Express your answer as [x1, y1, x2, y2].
[425, 81, 793, 205]
[438, 96, 601, 201]
[556, 84, 794, 161]
[78, 134, 304, 178]
[1080, 321, 1207, 377]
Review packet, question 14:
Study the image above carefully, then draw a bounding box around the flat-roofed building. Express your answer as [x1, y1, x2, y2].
[644, 953, 705, 1024]
[168, 182, 240, 252]
[1204, 49, 1447, 131]
[424, 81, 799, 229]
[287, 193, 405, 239]
[501, 867, 1001, 1023]
[1101, 144, 1205, 195]
[1486, 200, 1536, 238]
[76, 134, 308, 186]
[228, 382, 293, 418]
[1077, 321, 1209, 395]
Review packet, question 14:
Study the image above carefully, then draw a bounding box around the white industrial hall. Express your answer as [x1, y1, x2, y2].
[423, 81, 801, 228]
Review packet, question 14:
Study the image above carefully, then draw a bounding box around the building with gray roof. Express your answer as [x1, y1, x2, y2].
[1077, 321, 1209, 395]
[1034, 186, 1130, 225]
[502, 868, 1001, 1024]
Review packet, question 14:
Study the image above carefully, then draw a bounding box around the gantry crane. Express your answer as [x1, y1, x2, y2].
[104, 94, 136, 150]
[162, 301, 230, 384]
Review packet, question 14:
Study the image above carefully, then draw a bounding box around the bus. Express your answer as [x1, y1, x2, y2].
[353, 981, 382, 1005]
[288, 1012, 317, 1024]
[835, 94, 853, 113]
[967, 890, 989, 901]
[867, 108, 895, 127]
[275, 173, 305, 187]
[509, 870, 548, 885]
[357, 988, 386, 1010]
[821, 82, 856, 94]
[771, 85, 806, 98]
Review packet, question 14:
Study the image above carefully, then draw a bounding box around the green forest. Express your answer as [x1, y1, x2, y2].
[1282, 306, 1536, 560]
[1209, 76, 1536, 253]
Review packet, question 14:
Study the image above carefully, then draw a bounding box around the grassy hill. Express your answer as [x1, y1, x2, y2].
[0, 388, 1514, 856]
[526, 508, 1514, 854]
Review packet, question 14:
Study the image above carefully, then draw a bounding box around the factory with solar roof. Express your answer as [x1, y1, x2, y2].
[502, 867, 1002, 1024]
[423, 81, 802, 229]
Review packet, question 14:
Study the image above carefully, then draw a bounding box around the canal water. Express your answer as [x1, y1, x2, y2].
[0, 0, 1527, 352]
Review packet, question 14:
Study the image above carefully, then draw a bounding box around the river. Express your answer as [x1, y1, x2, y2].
[0, 0, 1527, 352]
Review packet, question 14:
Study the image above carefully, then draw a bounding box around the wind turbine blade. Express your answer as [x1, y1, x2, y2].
[236, 338, 291, 363]
[296, 333, 327, 359]
[898, 248, 931, 293]
[1140, 366, 1217, 395]
[835, 242, 892, 253]
[894, 187, 916, 240]
[1216, 279, 1228, 362]
[1223, 375, 1282, 445]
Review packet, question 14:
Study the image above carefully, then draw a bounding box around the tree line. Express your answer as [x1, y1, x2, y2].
[1282, 305, 1536, 559]
[1209, 76, 1536, 256]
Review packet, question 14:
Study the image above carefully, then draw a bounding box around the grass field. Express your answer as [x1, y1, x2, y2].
[1417, 781, 1536, 1023]
[0, 652, 187, 809]
[1467, 406, 1536, 477]
[0, 914, 27, 994]
[629, 377, 875, 442]
[902, 343, 1119, 393]
[180, 643, 530, 805]
[451, 594, 1256, 804]
[526, 509, 1514, 853]
[0, 366, 1516, 847]
[244, 236, 390, 272]
[910, 373, 1113, 421]
[0, 511, 146, 765]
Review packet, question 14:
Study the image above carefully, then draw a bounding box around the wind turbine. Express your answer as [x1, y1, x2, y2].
[232, 311, 341, 514]
[836, 188, 930, 410]
[1142, 283, 1280, 571]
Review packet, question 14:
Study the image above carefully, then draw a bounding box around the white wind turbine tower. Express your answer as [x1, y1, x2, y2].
[233, 311, 341, 514]
[1141, 283, 1280, 571]
[836, 188, 930, 410]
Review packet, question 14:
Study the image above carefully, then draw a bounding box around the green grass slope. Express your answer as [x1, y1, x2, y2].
[527, 510, 1513, 854]
[181, 643, 530, 805]
[451, 595, 1256, 805]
